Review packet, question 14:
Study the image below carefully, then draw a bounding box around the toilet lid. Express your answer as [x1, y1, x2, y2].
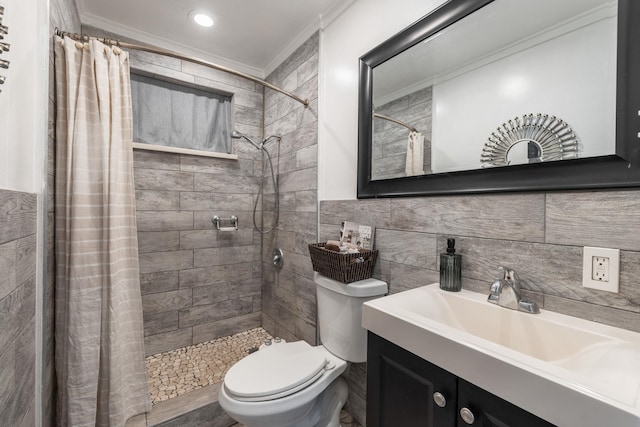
[224, 341, 327, 401]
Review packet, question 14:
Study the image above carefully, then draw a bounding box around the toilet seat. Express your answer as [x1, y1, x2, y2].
[224, 341, 328, 402]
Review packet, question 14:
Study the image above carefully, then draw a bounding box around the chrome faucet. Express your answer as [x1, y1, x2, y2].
[487, 266, 540, 314]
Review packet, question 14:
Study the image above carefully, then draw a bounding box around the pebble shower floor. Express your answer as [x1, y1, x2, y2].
[145, 327, 273, 403]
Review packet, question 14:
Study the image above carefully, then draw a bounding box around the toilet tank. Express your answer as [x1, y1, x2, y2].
[314, 273, 388, 363]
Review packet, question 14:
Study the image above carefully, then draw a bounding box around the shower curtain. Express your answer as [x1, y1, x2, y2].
[54, 36, 151, 426]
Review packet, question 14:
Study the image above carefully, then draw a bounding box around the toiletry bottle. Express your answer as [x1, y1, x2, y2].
[440, 238, 461, 291]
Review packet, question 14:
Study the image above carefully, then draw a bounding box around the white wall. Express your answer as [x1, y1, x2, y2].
[432, 17, 616, 173]
[0, 0, 49, 193]
[319, 0, 447, 201]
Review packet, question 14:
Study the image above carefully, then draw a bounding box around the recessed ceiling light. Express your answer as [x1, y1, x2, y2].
[189, 10, 214, 28]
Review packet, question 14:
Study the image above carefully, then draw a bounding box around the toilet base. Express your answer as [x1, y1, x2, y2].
[306, 376, 348, 427]
[220, 375, 348, 427]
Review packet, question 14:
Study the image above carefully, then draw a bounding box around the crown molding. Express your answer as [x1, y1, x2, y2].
[77, 9, 265, 78]
[263, 0, 356, 76]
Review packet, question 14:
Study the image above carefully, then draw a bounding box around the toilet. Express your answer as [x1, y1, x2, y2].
[218, 272, 388, 427]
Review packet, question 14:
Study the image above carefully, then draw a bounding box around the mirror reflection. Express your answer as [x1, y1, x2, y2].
[371, 0, 617, 180]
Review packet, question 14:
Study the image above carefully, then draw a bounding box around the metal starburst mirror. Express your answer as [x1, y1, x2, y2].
[480, 114, 579, 168]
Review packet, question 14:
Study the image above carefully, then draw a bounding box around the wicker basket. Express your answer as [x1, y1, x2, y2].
[308, 242, 378, 283]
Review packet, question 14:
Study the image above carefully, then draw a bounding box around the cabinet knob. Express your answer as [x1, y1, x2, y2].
[460, 407, 476, 424]
[433, 392, 446, 408]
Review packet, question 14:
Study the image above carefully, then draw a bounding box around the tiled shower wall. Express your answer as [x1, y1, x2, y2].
[320, 191, 640, 424]
[260, 33, 320, 346]
[0, 189, 37, 426]
[121, 40, 267, 356]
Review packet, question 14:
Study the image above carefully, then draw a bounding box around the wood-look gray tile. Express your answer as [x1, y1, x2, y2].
[180, 193, 253, 211]
[180, 156, 254, 175]
[128, 49, 182, 72]
[392, 194, 545, 242]
[179, 264, 255, 288]
[192, 312, 262, 344]
[180, 228, 254, 250]
[181, 61, 257, 92]
[138, 231, 180, 254]
[276, 32, 319, 84]
[295, 212, 317, 236]
[389, 263, 439, 294]
[0, 280, 36, 358]
[295, 190, 318, 214]
[178, 297, 254, 328]
[135, 190, 180, 211]
[546, 190, 640, 250]
[0, 190, 37, 245]
[143, 310, 179, 337]
[544, 294, 640, 333]
[144, 328, 192, 357]
[136, 211, 193, 232]
[140, 270, 180, 296]
[193, 246, 254, 268]
[134, 168, 194, 191]
[192, 278, 260, 307]
[133, 150, 181, 171]
[298, 52, 319, 88]
[0, 340, 16, 421]
[278, 168, 318, 193]
[0, 240, 16, 302]
[139, 250, 193, 274]
[319, 199, 391, 230]
[194, 172, 258, 194]
[142, 290, 192, 316]
[193, 76, 263, 109]
[376, 229, 436, 269]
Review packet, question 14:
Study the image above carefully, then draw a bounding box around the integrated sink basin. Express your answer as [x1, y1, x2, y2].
[362, 284, 640, 427]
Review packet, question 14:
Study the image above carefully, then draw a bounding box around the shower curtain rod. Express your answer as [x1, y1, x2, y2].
[54, 29, 310, 108]
[373, 112, 418, 133]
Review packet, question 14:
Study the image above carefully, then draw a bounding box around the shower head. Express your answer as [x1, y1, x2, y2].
[230, 130, 261, 150]
[231, 130, 281, 150]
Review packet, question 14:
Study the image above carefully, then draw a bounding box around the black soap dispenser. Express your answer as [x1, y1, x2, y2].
[439, 238, 461, 292]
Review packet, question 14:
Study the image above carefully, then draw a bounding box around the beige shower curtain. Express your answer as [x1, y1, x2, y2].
[54, 36, 151, 426]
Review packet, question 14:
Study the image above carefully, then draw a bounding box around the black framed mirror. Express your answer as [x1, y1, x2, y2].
[357, 0, 640, 198]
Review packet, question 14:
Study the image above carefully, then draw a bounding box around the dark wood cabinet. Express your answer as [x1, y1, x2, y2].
[366, 332, 555, 427]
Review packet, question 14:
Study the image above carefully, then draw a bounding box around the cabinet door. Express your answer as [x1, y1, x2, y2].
[457, 379, 556, 427]
[367, 332, 457, 427]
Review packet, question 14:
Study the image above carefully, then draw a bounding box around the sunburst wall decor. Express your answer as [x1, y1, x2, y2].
[480, 113, 579, 168]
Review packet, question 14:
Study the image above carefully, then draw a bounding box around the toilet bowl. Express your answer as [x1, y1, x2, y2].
[219, 341, 348, 427]
[218, 274, 388, 427]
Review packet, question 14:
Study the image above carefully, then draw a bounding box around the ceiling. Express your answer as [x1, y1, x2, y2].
[76, 0, 353, 77]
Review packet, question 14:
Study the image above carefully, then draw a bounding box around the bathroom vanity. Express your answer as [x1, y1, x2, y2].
[362, 284, 640, 427]
[367, 332, 553, 426]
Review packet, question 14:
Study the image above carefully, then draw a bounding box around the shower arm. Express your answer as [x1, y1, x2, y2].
[54, 29, 310, 109]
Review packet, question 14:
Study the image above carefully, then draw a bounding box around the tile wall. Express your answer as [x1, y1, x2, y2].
[320, 191, 640, 424]
[0, 189, 38, 426]
[108, 32, 267, 356]
[260, 32, 320, 346]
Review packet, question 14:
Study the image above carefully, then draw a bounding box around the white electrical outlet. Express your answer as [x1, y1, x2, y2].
[583, 247, 619, 293]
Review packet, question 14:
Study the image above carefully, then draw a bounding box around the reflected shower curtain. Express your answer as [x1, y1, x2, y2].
[54, 36, 151, 426]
